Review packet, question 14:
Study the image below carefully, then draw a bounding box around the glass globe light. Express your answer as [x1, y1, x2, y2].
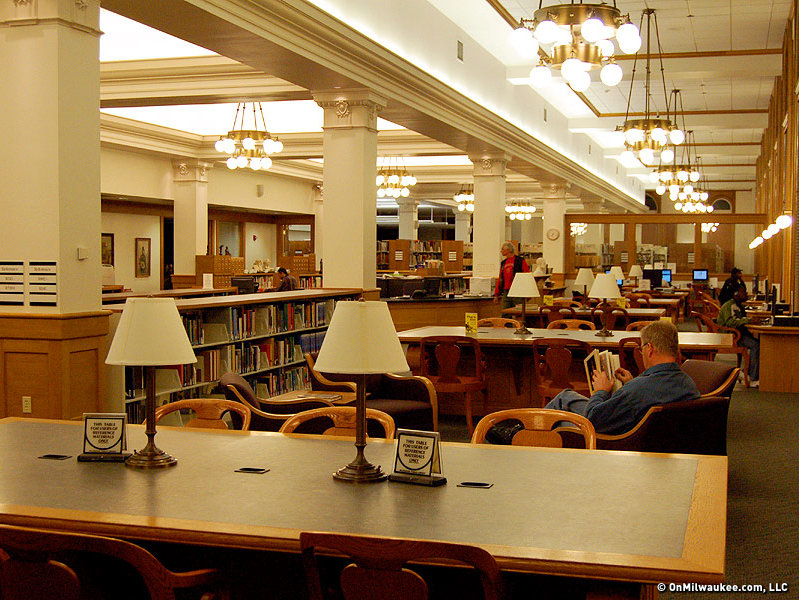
[656, 184, 666, 195]
[684, 202, 693, 212]
[651, 128, 667, 144]
[754, 236, 764, 246]
[226, 157, 237, 170]
[599, 62, 623, 86]
[624, 128, 645, 145]
[677, 170, 689, 182]
[525, 213, 532, 220]
[466, 203, 474, 212]
[553, 26, 572, 45]
[400, 187, 410, 197]
[639, 147, 655, 165]
[408, 176, 417, 186]
[776, 214, 793, 229]
[768, 223, 780, 236]
[684, 184, 694, 194]
[511, 26, 540, 58]
[648, 171, 660, 183]
[675, 202, 683, 210]
[457, 203, 465, 212]
[660, 170, 673, 182]
[691, 192, 700, 201]
[707, 205, 714, 213]
[400, 176, 411, 186]
[388, 174, 400, 184]
[534, 20, 559, 44]
[569, 70, 591, 92]
[377, 188, 386, 198]
[260, 156, 272, 170]
[700, 191, 709, 201]
[272, 140, 284, 153]
[580, 18, 605, 42]
[678, 192, 687, 201]
[669, 191, 678, 201]
[669, 184, 679, 194]
[597, 39, 615, 57]
[509, 213, 516, 220]
[560, 58, 584, 82]
[214, 139, 227, 153]
[242, 137, 256, 150]
[531, 206, 536, 213]
[660, 148, 674, 164]
[690, 170, 700, 182]
[376, 174, 385, 185]
[223, 139, 236, 154]
[669, 129, 685, 145]
[762, 228, 773, 240]
[529, 63, 552, 87]
[263, 139, 274, 154]
[236, 155, 248, 168]
[616, 23, 641, 54]
[249, 157, 262, 170]
[620, 149, 635, 164]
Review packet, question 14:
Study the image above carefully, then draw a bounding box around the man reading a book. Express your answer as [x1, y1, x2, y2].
[544, 321, 699, 435]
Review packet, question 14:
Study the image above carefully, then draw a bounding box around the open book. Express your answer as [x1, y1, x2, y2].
[584, 350, 622, 395]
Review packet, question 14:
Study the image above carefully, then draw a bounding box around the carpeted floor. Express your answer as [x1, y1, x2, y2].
[437, 371, 799, 599]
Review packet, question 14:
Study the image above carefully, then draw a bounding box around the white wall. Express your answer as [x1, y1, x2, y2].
[101, 147, 172, 199]
[244, 222, 277, 269]
[207, 168, 316, 214]
[100, 212, 161, 293]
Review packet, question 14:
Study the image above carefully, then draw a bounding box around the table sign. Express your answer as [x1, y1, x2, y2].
[78, 413, 131, 462]
[389, 429, 446, 486]
[616, 297, 627, 308]
[543, 294, 554, 306]
[465, 312, 478, 333]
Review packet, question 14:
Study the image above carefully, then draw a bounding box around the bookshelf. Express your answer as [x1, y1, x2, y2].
[105, 288, 361, 423]
[383, 239, 463, 272]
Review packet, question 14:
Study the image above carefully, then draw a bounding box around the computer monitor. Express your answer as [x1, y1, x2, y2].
[692, 269, 709, 282]
[642, 268, 663, 289]
[617, 279, 623, 286]
[661, 269, 672, 284]
[423, 276, 442, 297]
[231, 275, 257, 294]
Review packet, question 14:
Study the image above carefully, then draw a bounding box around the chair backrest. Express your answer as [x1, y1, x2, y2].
[419, 336, 485, 383]
[624, 320, 650, 331]
[531, 338, 592, 389]
[546, 318, 595, 330]
[155, 398, 251, 431]
[279, 406, 396, 439]
[540, 305, 576, 323]
[681, 359, 740, 399]
[625, 294, 651, 308]
[0, 525, 226, 600]
[471, 408, 596, 449]
[617, 337, 644, 376]
[300, 532, 503, 600]
[552, 298, 583, 309]
[220, 371, 334, 431]
[692, 310, 718, 332]
[591, 306, 630, 330]
[476, 317, 521, 329]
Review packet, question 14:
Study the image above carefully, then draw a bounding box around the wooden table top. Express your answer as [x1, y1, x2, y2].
[398, 326, 734, 351]
[0, 418, 726, 584]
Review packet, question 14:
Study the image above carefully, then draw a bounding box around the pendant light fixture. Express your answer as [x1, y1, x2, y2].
[214, 102, 283, 171]
[376, 156, 417, 199]
[455, 184, 475, 212]
[511, 1, 641, 92]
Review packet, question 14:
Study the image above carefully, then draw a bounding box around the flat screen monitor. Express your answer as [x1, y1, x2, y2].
[423, 276, 442, 297]
[661, 269, 672, 283]
[693, 269, 709, 282]
[231, 276, 257, 294]
[642, 268, 662, 289]
[617, 279, 623, 286]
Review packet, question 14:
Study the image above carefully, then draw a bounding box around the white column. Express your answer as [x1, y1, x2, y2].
[0, 1, 101, 313]
[172, 160, 211, 276]
[454, 210, 471, 242]
[397, 198, 418, 241]
[471, 155, 509, 277]
[312, 184, 324, 271]
[313, 89, 385, 289]
[542, 187, 567, 274]
[520, 216, 536, 245]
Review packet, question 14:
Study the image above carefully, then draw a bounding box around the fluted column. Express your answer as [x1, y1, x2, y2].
[172, 160, 212, 275]
[471, 154, 510, 277]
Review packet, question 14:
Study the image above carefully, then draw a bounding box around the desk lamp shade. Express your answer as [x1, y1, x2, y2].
[314, 300, 408, 482]
[608, 266, 625, 282]
[507, 272, 540, 335]
[574, 268, 595, 288]
[588, 274, 622, 337]
[628, 264, 644, 279]
[106, 298, 196, 469]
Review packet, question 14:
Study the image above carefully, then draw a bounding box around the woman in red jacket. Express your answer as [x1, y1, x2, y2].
[494, 242, 530, 309]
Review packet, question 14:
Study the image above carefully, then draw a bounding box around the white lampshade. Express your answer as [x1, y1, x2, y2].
[507, 272, 541, 298]
[574, 268, 595, 287]
[313, 300, 408, 374]
[589, 273, 622, 300]
[106, 298, 196, 366]
[629, 264, 644, 278]
[608, 266, 625, 281]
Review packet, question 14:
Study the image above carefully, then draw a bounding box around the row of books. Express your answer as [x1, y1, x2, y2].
[182, 313, 205, 345]
[254, 365, 310, 398]
[298, 331, 326, 354]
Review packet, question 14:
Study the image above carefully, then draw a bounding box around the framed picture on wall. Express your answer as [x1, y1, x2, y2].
[101, 233, 114, 266]
[135, 238, 151, 278]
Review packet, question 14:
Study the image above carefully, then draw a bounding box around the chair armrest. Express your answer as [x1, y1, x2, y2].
[307, 369, 358, 393]
[380, 373, 439, 431]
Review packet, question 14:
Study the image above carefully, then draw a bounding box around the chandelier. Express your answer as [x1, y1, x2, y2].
[701, 222, 719, 233]
[653, 130, 712, 213]
[376, 156, 417, 199]
[571, 222, 588, 236]
[455, 184, 475, 212]
[512, 1, 641, 91]
[214, 102, 283, 171]
[506, 200, 536, 220]
[618, 10, 683, 166]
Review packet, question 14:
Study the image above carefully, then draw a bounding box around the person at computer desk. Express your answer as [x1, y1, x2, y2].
[718, 267, 745, 305]
[270, 267, 299, 292]
[544, 321, 700, 435]
[718, 285, 759, 387]
[494, 242, 530, 309]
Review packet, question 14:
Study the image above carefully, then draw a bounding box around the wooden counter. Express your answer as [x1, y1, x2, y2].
[748, 325, 799, 392]
[384, 295, 501, 331]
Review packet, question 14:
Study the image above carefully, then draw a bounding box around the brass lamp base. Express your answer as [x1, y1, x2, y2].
[125, 444, 177, 469]
[514, 326, 531, 335]
[333, 461, 387, 483]
[595, 328, 613, 337]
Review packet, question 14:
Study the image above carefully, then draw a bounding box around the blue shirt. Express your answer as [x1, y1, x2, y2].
[584, 362, 700, 435]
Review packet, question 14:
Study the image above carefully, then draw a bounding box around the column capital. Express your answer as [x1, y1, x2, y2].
[469, 153, 511, 177]
[312, 88, 387, 132]
[1, 0, 100, 33]
[171, 159, 212, 183]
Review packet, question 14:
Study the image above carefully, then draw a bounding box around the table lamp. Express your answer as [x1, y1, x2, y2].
[609, 266, 625, 284]
[573, 268, 594, 298]
[105, 298, 196, 469]
[629, 264, 644, 288]
[588, 273, 622, 337]
[313, 299, 409, 483]
[507, 272, 540, 335]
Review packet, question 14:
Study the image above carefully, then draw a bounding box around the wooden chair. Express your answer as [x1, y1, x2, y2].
[155, 398, 251, 431]
[279, 406, 396, 439]
[419, 336, 486, 435]
[547, 318, 595, 330]
[539, 305, 576, 324]
[692, 312, 751, 387]
[531, 338, 592, 407]
[625, 320, 650, 331]
[220, 371, 336, 431]
[471, 408, 596, 449]
[590, 306, 630, 330]
[559, 396, 731, 455]
[618, 337, 644, 377]
[305, 353, 438, 431]
[0, 524, 228, 600]
[625, 293, 651, 308]
[300, 531, 503, 600]
[552, 298, 583, 309]
[681, 359, 740, 399]
[476, 317, 521, 329]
